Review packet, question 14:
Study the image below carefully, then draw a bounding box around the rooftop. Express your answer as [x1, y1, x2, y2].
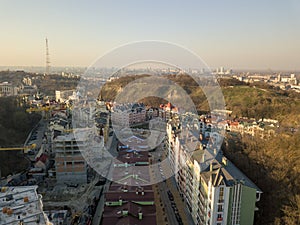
[0, 186, 52, 225]
[54, 128, 92, 142]
[111, 166, 151, 186]
[116, 151, 149, 164]
[102, 201, 156, 225]
[200, 156, 262, 192]
[105, 186, 155, 203]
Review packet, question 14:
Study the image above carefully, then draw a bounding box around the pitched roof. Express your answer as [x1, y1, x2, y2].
[36, 153, 49, 163]
[102, 202, 156, 225]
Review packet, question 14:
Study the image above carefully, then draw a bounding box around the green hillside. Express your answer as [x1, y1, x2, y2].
[0, 96, 41, 177]
[101, 74, 300, 126]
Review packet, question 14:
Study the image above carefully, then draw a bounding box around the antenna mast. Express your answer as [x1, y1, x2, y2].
[45, 38, 50, 75]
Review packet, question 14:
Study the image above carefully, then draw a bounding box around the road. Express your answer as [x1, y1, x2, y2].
[158, 181, 180, 225]
[92, 181, 110, 225]
[152, 143, 195, 225]
[25, 119, 47, 161]
[167, 177, 195, 225]
[91, 130, 116, 225]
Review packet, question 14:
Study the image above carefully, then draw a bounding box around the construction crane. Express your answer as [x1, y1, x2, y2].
[26, 104, 68, 114]
[63, 129, 74, 133]
[0, 144, 36, 153]
[26, 105, 55, 113]
[26, 105, 58, 120]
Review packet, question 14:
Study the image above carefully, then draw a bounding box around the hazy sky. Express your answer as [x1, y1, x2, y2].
[1, 0, 300, 70]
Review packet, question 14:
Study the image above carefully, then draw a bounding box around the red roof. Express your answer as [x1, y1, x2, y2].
[36, 153, 49, 163]
[102, 202, 157, 225]
[230, 121, 239, 126]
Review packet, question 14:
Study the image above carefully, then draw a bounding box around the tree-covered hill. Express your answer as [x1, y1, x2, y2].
[0, 96, 41, 177]
[101, 74, 300, 126]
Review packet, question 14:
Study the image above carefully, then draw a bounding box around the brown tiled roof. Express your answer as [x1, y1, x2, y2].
[102, 202, 157, 225]
[36, 153, 49, 163]
[111, 166, 151, 186]
[116, 151, 149, 164]
[105, 191, 154, 202]
[108, 183, 153, 192]
[102, 215, 157, 225]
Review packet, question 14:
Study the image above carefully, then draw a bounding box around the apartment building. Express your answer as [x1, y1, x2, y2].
[0, 82, 18, 96]
[0, 186, 52, 225]
[111, 103, 146, 127]
[102, 141, 156, 225]
[166, 115, 262, 225]
[54, 133, 87, 184]
[102, 184, 156, 225]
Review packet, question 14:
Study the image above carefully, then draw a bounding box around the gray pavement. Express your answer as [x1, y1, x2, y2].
[26, 119, 47, 161]
[92, 181, 110, 225]
[92, 130, 116, 225]
[158, 181, 180, 225]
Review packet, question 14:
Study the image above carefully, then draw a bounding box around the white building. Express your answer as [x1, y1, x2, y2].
[166, 116, 262, 225]
[0, 82, 18, 96]
[111, 103, 146, 127]
[22, 77, 32, 86]
[0, 186, 52, 225]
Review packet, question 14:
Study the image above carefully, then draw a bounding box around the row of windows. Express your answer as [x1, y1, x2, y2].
[57, 161, 85, 166]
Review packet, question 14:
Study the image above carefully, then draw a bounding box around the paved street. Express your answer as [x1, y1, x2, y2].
[151, 142, 195, 225]
[92, 181, 110, 225]
[158, 181, 180, 225]
[92, 130, 116, 225]
[166, 177, 195, 225]
[25, 119, 47, 161]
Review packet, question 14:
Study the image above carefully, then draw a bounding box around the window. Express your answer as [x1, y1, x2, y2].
[217, 214, 223, 221]
[218, 204, 223, 212]
[219, 187, 224, 203]
[74, 161, 84, 166]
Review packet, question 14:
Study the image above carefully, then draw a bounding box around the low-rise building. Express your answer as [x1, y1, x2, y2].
[53, 133, 88, 184]
[0, 82, 18, 96]
[44, 210, 68, 225]
[111, 103, 146, 127]
[102, 140, 157, 225]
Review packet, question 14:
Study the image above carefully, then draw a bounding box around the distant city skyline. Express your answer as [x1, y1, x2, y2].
[1, 0, 300, 70]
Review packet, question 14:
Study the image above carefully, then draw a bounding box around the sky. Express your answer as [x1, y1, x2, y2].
[0, 0, 300, 70]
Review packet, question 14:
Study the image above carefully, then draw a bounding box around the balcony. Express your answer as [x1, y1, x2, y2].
[199, 188, 207, 200]
[198, 198, 206, 209]
[218, 199, 224, 203]
[198, 204, 205, 216]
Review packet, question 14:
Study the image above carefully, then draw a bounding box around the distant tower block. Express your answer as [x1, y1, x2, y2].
[45, 38, 51, 75]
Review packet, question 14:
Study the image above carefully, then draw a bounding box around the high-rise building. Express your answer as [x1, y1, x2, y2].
[166, 115, 262, 225]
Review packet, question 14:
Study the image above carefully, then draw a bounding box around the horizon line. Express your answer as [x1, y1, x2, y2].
[0, 65, 300, 73]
